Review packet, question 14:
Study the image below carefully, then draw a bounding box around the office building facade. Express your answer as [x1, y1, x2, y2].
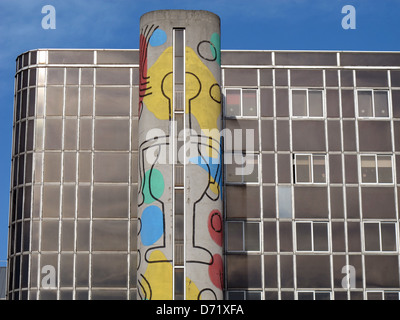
[7, 10, 400, 300]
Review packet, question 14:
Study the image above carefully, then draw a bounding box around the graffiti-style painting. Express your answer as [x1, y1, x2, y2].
[137, 13, 223, 300]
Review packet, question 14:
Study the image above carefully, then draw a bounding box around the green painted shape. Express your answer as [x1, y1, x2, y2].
[210, 32, 221, 65]
[142, 169, 165, 204]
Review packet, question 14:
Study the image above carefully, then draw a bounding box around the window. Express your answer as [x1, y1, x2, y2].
[360, 154, 393, 184]
[225, 88, 258, 117]
[296, 221, 329, 252]
[291, 89, 324, 118]
[367, 291, 400, 300]
[227, 221, 260, 252]
[363, 222, 397, 252]
[294, 154, 326, 184]
[227, 291, 262, 300]
[297, 291, 332, 300]
[357, 90, 389, 118]
[226, 153, 259, 183]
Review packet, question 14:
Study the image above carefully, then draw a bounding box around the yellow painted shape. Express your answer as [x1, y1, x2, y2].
[142, 250, 173, 300]
[143, 47, 173, 120]
[186, 277, 201, 300]
[185, 46, 221, 151]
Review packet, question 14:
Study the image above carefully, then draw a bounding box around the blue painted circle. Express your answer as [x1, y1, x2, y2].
[140, 205, 164, 246]
[149, 29, 167, 47]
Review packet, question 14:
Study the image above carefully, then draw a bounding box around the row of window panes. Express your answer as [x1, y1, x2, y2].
[226, 221, 398, 253]
[226, 153, 394, 185]
[224, 88, 390, 119]
[227, 290, 400, 300]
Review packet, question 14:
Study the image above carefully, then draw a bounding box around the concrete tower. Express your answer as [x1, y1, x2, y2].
[137, 10, 223, 300]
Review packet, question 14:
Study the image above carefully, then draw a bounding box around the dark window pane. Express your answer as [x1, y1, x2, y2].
[46, 87, 63, 116]
[224, 69, 257, 86]
[222, 51, 271, 66]
[264, 255, 277, 288]
[297, 292, 313, 300]
[244, 222, 260, 251]
[226, 186, 260, 218]
[307, 90, 324, 117]
[365, 256, 399, 288]
[377, 155, 392, 183]
[291, 69, 323, 87]
[296, 255, 331, 288]
[361, 187, 396, 219]
[280, 255, 293, 288]
[326, 89, 339, 118]
[296, 222, 312, 251]
[381, 223, 397, 252]
[275, 52, 337, 66]
[356, 70, 388, 87]
[357, 91, 373, 117]
[358, 121, 391, 152]
[294, 187, 328, 219]
[341, 90, 355, 118]
[364, 223, 380, 251]
[347, 222, 361, 252]
[296, 155, 311, 183]
[326, 70, 338, 87]
[313, 155, 326, 183]
[374, 91, 389, 118]
[95, 87, 130, 116]
[292, 90, 307, 117]
[225, 89, 241, 117]
[313, 223, 328, 251]
[260, 89, 273, 117]
[276, 120, 289, 151]
[48, 50, 94, 64]
[242, 89, 257, 117]
[361, 155, 376, 183]
[91, 254, 127, 288]
[276, 89, 289, 117]
[264, 222, 277, 252]
[226, 255, 261, 288]
[292, 121, 325, 152]
[227, 222, 243, 251]
[279, 222, 292, 252]
[94, 119, 129, 151]
[47, 68, 64, 85]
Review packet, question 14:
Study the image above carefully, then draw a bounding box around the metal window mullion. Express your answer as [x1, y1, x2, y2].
[37, 65, 48, 300]
[127, 67, 133, 300]
[56, 67, 67, 299]
[88, 66, 96, 300]
[257, 68, 265, 300]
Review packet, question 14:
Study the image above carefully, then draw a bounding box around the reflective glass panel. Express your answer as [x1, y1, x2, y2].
[358, 91, 373, 117]
[292, 90, 307, 117]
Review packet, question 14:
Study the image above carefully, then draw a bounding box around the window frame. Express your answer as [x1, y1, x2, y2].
[363, 221, 398, 253]
[225, 152, 260, 185]
[226, 220, 261, 253]
[226, 290, 263, 300]
[295, 221, 330, 253]
[359, 154, 394, 185]
[294, 153, 327, 185]
[290, 88, 325, 119]
[356, 89, 390, 119]
[296, 290, 332, 300]
[224, 88, 259, 119]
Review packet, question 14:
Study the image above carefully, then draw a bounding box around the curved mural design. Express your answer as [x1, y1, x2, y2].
[137, 11, 223, 300]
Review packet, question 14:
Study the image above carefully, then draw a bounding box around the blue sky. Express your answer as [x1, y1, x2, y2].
[0, 0, 400, 265]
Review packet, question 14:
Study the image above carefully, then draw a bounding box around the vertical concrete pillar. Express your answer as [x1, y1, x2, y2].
[137, 10, 223, 300]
